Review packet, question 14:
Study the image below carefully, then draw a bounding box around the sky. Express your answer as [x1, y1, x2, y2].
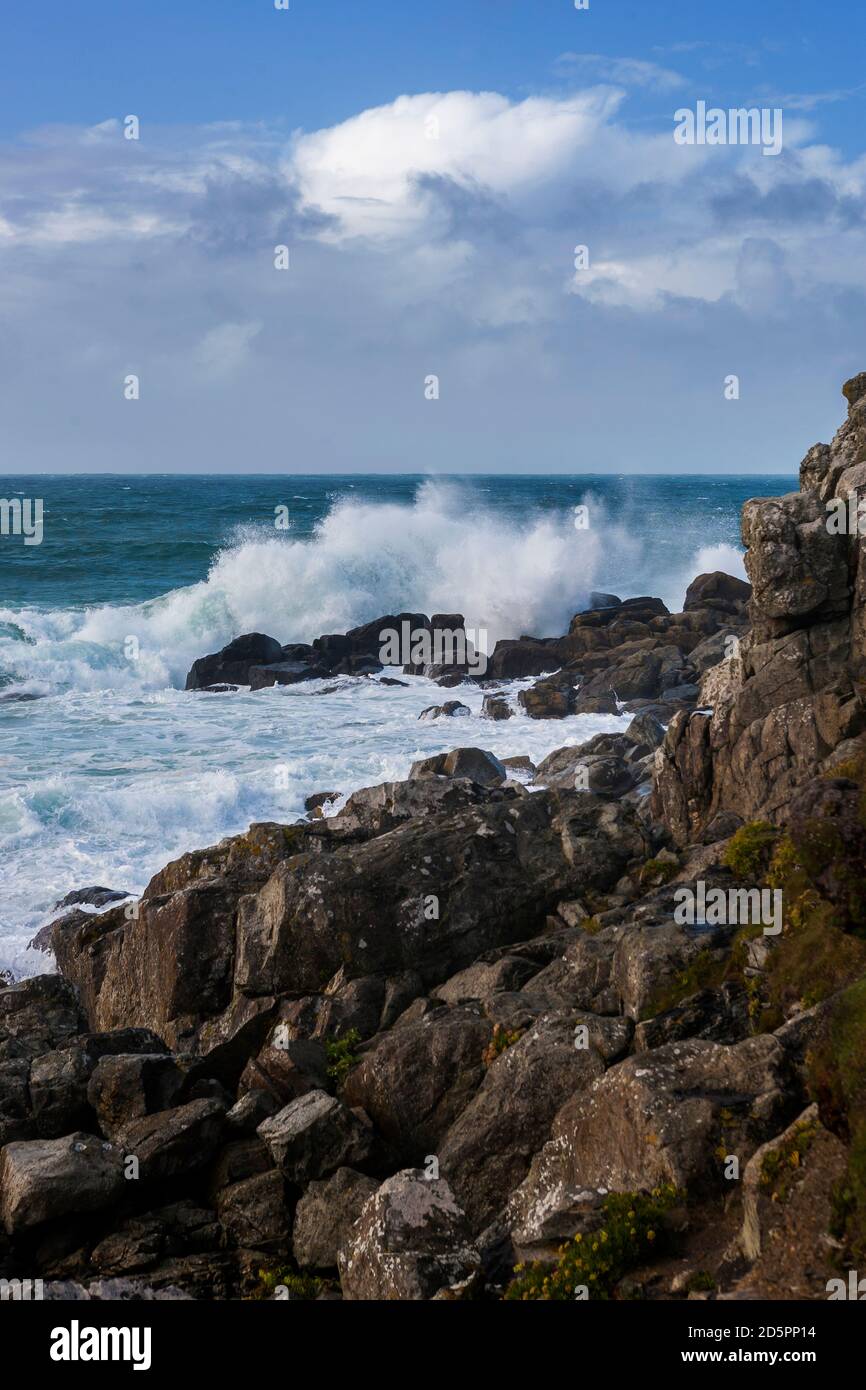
[1, 0, 865, 474]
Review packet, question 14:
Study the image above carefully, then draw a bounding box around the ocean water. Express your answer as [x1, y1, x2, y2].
[0, 473, 796, 976]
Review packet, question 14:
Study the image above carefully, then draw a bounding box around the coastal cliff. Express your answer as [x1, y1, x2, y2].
[2, 377, 865, 1301]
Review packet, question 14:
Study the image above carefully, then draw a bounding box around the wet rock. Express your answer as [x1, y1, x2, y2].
[185, 633, 284, 690]
[481, 694, 513, 721]
[418, 700, 471, 721]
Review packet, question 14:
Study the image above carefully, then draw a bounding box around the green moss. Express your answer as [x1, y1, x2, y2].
[503, 1186, 681, 1301]
[639, 858, 679, 888]
[723, 821, 780, 879]
[325, 1027, 362, 1086]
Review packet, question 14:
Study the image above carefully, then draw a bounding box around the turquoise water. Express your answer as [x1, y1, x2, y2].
[0, 472, 795, 974]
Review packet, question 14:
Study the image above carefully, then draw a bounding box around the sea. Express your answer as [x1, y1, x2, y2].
[0, 472, 796, 976]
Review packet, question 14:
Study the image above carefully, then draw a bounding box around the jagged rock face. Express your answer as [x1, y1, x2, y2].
[53, 789, 649, 1047]
[654, 376, 866, 843]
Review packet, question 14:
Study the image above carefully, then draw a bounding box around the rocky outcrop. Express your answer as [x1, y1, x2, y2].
[654, 376, 866, 843]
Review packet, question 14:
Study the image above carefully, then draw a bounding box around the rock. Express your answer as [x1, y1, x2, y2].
[418, 700, 471, 721]
[0, 1133, 125, 1233]
[438, 1014, 620, 1230]
[481, 694, 513, 721]
[87, 1053, 183, 1139]
[216, 1169, 291, 1253]
[333, 775, 513, 835]
[518, 671, 577, 719]
[249, 660, 327, 689]
[624, 712, 666, 756]
[0, 975, 84, 1055]
[433, 957, 538, 1004]
[337, 1169, 479, 1300]
[506, 1034, 796, 1244]
[90, 1201, 221, 1276]
[634, 981, 751, 1050]
[234, 790, 649, 1001]
[293, 1167, 379, 1269]
[343, 1006, 490, 1160]
[257, 1090, 374, 1181]
[684, 572, 752, 616]
[238, 1032, 329, 1107]
[573, 691, 619, 715]
[589, 592, 622, 609]
[225, 1088, 280, 1134]
[408, 747, 506, 786]
[117, 1099, 225, 1181]
[185, 633, 284, 690]
[501, 755, 536, 777]
[304, 791, 340, 817]
[54, 887, 131, 910]
[535, 744, 636, 798]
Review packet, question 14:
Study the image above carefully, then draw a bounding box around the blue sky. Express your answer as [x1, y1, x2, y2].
[1, 0, 865, 472]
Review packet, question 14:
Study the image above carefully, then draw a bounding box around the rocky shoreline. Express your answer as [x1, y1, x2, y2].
[2, 375, 865, 1301]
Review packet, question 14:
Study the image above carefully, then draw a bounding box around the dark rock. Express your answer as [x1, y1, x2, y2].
[342, 1007, 490, 1161]
[216, 1169, 291, 1253]
[408, 747, 506, 786]
[117, 1099, 225, 1182]
[684, 572, 752, 615]
[54, 887, 131, 911]
[185, 633, 284, 690]
[418, 700, 471, 721]
[481, 694, 512, 721]
[257, 1090, 374, 1181]
[293, 1167, 379, 1269]
[0, 1133, 125, 1233]
[87, 1053, 183, 1139]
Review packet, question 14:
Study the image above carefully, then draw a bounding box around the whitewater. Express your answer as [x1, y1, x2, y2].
[0, 475, 781, 977]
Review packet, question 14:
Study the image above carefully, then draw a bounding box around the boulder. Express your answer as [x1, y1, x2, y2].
[338, 1169, 479, 1300]
[185, 633, 284, 690]
[408, 747, 506, 786]
[418, 701, 471, 721]
[0, 1133, 125, 1233]
[234, 790, 649, 1000]
[481, 694, 513, 721]
[257, 1090, 374, 1181]
[506, 1034, 797, 1247]
[293, 1167, 379, 1269]
[438, 1014, 620, 1230]
[342, 1006, 491, 1160]
[117, 1099, 225, 1181]
[216, 1169, 291, 1253]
